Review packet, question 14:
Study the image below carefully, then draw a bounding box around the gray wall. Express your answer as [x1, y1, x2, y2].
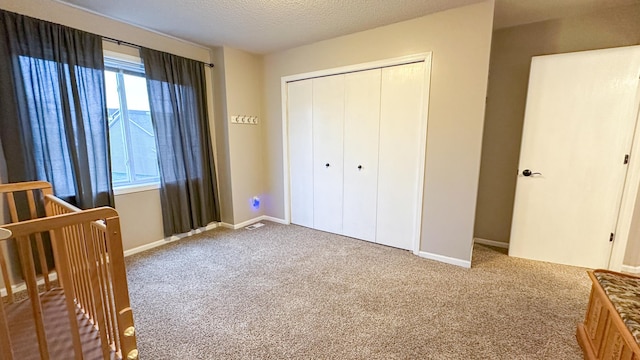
[474, 4, 640, 250]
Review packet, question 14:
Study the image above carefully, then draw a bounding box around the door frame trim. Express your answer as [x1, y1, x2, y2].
[280, 52, 433, 255]
[609, 76, 640, 271]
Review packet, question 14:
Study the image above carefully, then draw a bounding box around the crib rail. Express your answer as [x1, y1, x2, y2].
[0, 182, 138, 360]
[47, 195, 137, 359]
[0, 181, 54, 303]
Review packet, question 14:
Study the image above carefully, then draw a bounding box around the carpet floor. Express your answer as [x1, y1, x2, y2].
[124, 221, 591, 359]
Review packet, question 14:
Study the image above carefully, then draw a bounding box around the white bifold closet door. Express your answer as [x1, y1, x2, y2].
[312, 75, 345, 234]
[376, 62, 425, 250]
[342, 69, 382, 242]
[288, 61, 426, 252]
[288, 80, 314, 228]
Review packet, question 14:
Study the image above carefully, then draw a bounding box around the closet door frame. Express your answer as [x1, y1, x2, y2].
[282, 53, 433, 254]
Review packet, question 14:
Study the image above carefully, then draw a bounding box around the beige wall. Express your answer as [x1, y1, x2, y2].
[221, 47, 266, 224]
[211, 47, 235, 225]
[622, 191, 640, 267]
[263, 1, 494, 262]
[0, 0, 222, 250]
[625, 189, 640, 266]
[114, 190, 165, 250]
[475, 4, 640, 250]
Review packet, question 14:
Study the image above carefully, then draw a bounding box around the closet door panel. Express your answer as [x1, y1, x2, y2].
[343, 69, 381, 242]
[313, 75, 345, 234]
[288, 80, 314, 227]
[377, 63, 425, 250]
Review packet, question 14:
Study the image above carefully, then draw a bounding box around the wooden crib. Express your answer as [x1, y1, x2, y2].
[0, 181, 138, 360]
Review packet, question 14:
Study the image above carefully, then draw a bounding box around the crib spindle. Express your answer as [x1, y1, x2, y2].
[94, 225, 113, 349]
[52, 226, 85, 360]
[5, 193, 19, 224]
[70, 224, 91, 318]
[26, 191, 51, 290]
[97, 224, 120, 352]
[64, 225, 84, 316]
[16, 235, 50, 360]
[80, 225, 97, 325]
[0, 299, 13, 360]
[74, 224, 92, 319]
[0, 246, 13, 304]
[83, 222, 111, 358]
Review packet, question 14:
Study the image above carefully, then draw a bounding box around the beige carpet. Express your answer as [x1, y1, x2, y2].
[125, 221, 591, 359]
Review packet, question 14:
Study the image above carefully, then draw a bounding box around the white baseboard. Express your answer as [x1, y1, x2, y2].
[123, 222, 219, 257]
[227, 217, 261, 229]
[416, 251, 471, 268]
[621, 265, 640, 274]
[123, 238, 171, 257]
[261, 216, 289, 225]
[124, 216, 290, 257]
[474, 237, 509, 249]
[1, 272, 58, 297]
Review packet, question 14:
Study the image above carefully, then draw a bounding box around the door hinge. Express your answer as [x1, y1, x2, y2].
[610, 233, 615, 242]
[624, 154, 630, 165]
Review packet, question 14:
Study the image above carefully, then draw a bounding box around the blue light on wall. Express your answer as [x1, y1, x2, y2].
[251, 196, 260, 211]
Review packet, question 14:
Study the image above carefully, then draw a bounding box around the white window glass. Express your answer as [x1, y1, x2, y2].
[105, 58, 160, 188]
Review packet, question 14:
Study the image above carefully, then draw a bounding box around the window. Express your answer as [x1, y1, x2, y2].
[104, 57, 160, 189]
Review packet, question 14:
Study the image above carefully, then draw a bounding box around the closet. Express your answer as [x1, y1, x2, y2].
[287, 61, 428, 251]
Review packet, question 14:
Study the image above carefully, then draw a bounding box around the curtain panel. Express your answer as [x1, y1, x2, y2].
[0, 10, 113, 210]
[141, 47, 220, 236]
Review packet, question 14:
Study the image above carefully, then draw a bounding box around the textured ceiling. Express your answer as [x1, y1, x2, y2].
[56, 0, 640, 54]
[55, 0, 483, 54]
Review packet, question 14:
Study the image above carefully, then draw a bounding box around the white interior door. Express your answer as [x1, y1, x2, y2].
[288, 79, 314, 228]
[376, 62, 425, 250]
[313, 75, 345, 234]
[343, 69, 381, 242]
[509, 46, 640, 268]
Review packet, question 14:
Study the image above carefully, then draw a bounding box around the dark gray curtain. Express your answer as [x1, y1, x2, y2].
[141, 47, 220, 236]
[0, 10, 113, 209]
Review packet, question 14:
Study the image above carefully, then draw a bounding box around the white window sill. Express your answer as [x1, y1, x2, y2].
[113, 183, 160, 196]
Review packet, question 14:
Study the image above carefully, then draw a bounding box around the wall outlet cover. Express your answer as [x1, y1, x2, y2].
[251, 196, 260, 209]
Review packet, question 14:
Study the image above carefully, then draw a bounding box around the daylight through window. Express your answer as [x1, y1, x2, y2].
[104, 57, 160, 188]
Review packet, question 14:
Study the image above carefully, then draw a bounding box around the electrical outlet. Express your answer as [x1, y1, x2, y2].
[251, 196, 260, 210]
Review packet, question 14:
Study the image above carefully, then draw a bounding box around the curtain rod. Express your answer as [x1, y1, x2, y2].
[102, 36, 215, 68]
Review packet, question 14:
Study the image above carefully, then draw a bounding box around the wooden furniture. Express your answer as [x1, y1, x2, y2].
[577, 269, 640, 360]
[0, 181, 138, 360]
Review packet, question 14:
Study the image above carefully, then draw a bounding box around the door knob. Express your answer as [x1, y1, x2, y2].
[357, 165, 362, 170]
[522, 169, 542, 177]
[325, 163, 330, 168]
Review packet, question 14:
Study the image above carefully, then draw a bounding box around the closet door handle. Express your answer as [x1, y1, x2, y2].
[325, 163, 330, 168]
[357, 165, 363, 170]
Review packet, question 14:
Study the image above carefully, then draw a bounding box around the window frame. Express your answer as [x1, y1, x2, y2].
[104, 55, 160, 194]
